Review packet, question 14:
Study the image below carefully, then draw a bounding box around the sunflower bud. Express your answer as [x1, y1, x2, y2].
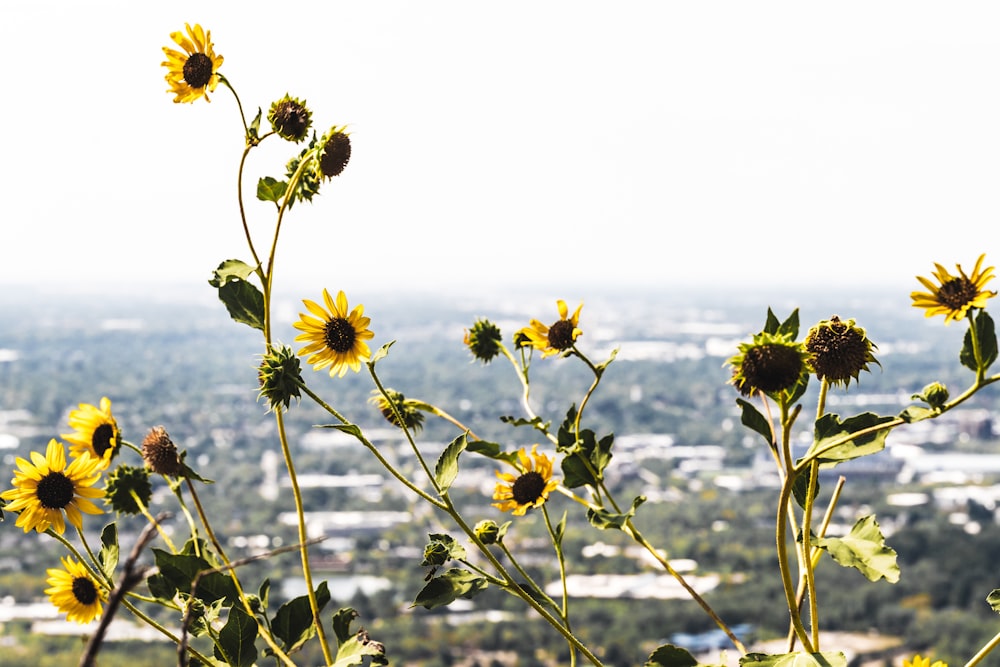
[317, 126, 351, 179]
[464, 319, 503, 363]
[474, 520, 502, 545]
[913, 382, 950, 410]
[285, 136, 322, 207]
[368, 389, 424, 432]
[141, 426, 182, 476]
[258, 344, 303, 412]
[104, 465, 152, 516]
[268, 94, 313, 143]
[805, 316, 880, 388]
[422, 540, 451, 567]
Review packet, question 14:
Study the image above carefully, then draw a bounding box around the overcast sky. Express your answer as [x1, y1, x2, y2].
[2, 2, 999, 299]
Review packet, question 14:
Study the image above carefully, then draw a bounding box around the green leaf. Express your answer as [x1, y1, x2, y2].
[434, 433, 467, 493]
[248, 107, 262, 141]
[269, 580, 331, 655]
[802, 412, 894, 467]
[594, 347, 619, 373]
[214, 606, 258, 667]
[960, 310, 998, 373]
[553, 511, 567, 546]
[370, 341, 394, 365]
[208, 259, 256, 287]
[644, 644, 698, 667]
[791, 470, 819, 509]
[588, 496, 646, 530]
[558, 408, 615, 488]
[412, 568, 488, 609]
[257, 176, 288, 204]
[146, 549, 239, 606]
[811, 515, 899, 583]
[739, 652, 847, 667]
[987, 589, 1000, 614]
[331, 608, 387, 667]
[421, 534, 466, 566]
[320, 423, 365, 440]
[498, 415, 549, 430]
[98, 522, 119, 581]
[466, 440, 521, 465]
[217, 278, 265, 331]
[898, 405, 937, 423]
[736, 398, 772, 446]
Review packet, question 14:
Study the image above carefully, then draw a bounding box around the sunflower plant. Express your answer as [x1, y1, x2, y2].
[7, 19, 1000, 667]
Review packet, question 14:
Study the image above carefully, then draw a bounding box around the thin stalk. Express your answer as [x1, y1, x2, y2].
[965, 629, 1000, 667]
[544, 506, 576, 667]
[775, 468, 816, 653]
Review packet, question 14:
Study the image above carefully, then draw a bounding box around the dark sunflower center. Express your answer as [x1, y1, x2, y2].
[92, 423, 115, 458]
[323, 317, 357, 353]
[806, 317, 869, 382]
[319, 133, 352, 178]
[36, 471, 75, 510]
[938, 277, 978, 310]
[547, 320, 575, 350]
[740, 344, 804, 394]
[511, 471, 546, 506]
[71, 576, 99, 606]
[183, 53, 214, 88]
[274, 102, 310, 139]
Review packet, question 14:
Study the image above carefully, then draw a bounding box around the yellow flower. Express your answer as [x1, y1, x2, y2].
[517, 300, 583, 357]
[61, 397, 121, 469]
[911, 254, 997, 324]
[492, 445, 559, 516]
[903, 655, 947, 667]
[0, 439, 104, 535]
[161, 23, 224, 103]
[293, 289, 374, 378]
[45, 557, 106, 624]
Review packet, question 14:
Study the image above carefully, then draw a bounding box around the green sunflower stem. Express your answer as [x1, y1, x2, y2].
[543, 506, 577, 667]
[965, 628, 1000, 667]
[776, 467, 816, 654]
[498, 343, 558, 445]
[495, 542, 562, 616]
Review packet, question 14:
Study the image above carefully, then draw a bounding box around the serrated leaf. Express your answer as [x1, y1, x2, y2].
[812, 515, 899, 583]
[588, 496, 646, 530]
[498, 415, 548, 430]
[434, 433, 467, 493]
[412, 568, 488, 609]
[216, 278, 265, 331]
[269, 580, 331, 655]
[331, 608, 386, 667]
[802, 412, 894, 467]
[146, 549, 239, 606]
[214, 606, 258, 667]
[466, 440, 521, 465]
[736, 398, 772, 446]
[257, 176, 288, 204]
[739, 651, 847, 667]
[644, 644, 698, 667]
[99, 522, 119, 581]
[960, 310, 998, 373]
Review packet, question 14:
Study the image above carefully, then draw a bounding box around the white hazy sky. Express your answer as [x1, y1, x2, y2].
[2, 1, 999, 296]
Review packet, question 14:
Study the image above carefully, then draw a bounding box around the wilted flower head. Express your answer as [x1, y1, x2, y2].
[464, 319, 503, 363]
[369, 389, 424, 432]
[911, 254, 997, 324]
[268, 94, 312, 143]
[104, 465, 152, 516]
[258, 344, 304, 411]
[317, 126, 352, 179]
[728, 331, 809, 398]
[805, 316, 880, 388]
[142, 426, 182, 476]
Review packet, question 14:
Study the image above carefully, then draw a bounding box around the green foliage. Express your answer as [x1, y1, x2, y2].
[812, 515, 899, 583]
[558, 406, 614, 488]
[588, 495, 646, 530]
[644, 644, 699, 666]
[98, 522, 119, 581]
[215, 606, 258, 667]
[331, 608, 387, 666]
[960, 310, 998, 373]
[268, 580, 331, 656]
[256, 176, 288, 204]
[739, 653, 846, 667]
[802, 412, 894, 467]
[147, 542, 240, 607]
[208, 259, 264, 331]
[412, 568, 489, 609]
[434, 433, 467, 493]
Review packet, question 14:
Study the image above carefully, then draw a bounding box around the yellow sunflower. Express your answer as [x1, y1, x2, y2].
[61, 397, 121, 469]
[517, 300, 583, 357]
[0, 439, 104, 535]
[293, 289, 375, 378]
[161, 23, 224, 103]
[492, 445, 559, 516]
[911, 253, 997, 324]
[45, 556, 106, 624]
[903, 655, 947, 667]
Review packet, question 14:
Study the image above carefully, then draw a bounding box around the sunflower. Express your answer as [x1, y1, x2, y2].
[293, 289, 374, 377]
[45, 557, 106, 624]
[727, 331, 810, 398]
[162, 23, 224, 103]
[517, 300, 583, 357]
[903, 656, 947, 667]
[492, 445, 559, 516]
[61, 397, 121, 469]
[0, 439, 104, 535]
[911, 254, 997, 324]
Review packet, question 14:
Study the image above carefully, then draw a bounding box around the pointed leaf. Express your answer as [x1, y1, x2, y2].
[644, 644, 698, 667]
[269, 580, 331, 655]
[216, 278, 265, 331]
[208, 259, 256, 287]
[99, 522, 119, 581]
[257, 176, 288, 204]
[802, 412, 894, 467]
[146, 549, 239, 606]
[214, 606, 258, 667]
[736, 398, 772, 445]
[812, 515, 899, 583]
[987, 589, 1000, 614]
[412, 568, 488, 609]
[588, 496, 646, 531]
[466, 440, 521, 465]
[331, 608, 387, 667]
[434, 433, 467, 493]
[740, 652, 847, 667]
[960, 310, 998, 373]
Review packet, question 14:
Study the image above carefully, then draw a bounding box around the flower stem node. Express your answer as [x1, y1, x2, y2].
[268, 94, 313, 143]
[805, 315, 880, 388]
[258, 344, 304, 411]
[464, 319, 503, 363]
